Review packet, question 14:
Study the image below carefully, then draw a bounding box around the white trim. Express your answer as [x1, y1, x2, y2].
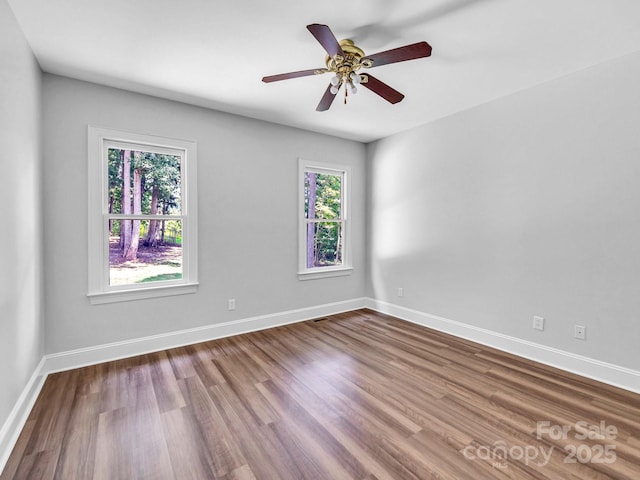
[298, 267, 353, 281]
[365, 298, 640, 394]
[0, 298, 366, 472]
[0, 357, 47, 475]
[88, 282, 199, 305]
[87, 126, 198, 302]
[41, 298, 368, 374]
[298, 158, 352, 278]
[3, 297, 639, 474]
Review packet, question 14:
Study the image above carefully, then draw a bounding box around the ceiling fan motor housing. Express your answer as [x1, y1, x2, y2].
[325, 39, 372, 84]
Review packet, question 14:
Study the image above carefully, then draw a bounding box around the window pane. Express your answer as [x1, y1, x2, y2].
[304, 172, 342, 220]
[306, 221, 343, 268]
[109, 219, 183, 285]
[108, 148, 182, 215]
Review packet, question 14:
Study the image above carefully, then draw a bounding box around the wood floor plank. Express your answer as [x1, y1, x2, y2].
[148, 350, 187, 413]
[0, 419, 35, 480]
[10, 449, 58, 480]
[255, 381, 361, 480]
[207, 382, 309, 480]
[178, 375, 247, 477]
[126, 360, 174, 479]
[21, 370, 78, 456]
[92, 407, 135, 480]
[52, 391, 100, 479]
[3, 309, 640, 479]
[160, 406, 210, 479]
[226, 464, 256, 480]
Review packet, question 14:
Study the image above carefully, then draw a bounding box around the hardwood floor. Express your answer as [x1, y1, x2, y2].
[2, 309, 639, 479]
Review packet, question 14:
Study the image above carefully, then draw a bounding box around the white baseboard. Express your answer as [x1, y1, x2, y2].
[3, 296, 639, 474]
[0, 357, 47, 474]
[0, 298, 367, 474]
[365, 298, 640, 394]
[42, 297, 368, 374]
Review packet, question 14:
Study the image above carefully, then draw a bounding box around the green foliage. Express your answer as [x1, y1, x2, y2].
[163, 220, 182, 246]
[109, 149, 182, 251]
[305, 172, 343, 266]
[110, 220, 181, 245]
[136, 273, 183, 283]
[108, 148, 181, 217]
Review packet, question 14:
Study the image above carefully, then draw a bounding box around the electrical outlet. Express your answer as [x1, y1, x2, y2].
[228, 298, 236, 311]
[533, 316, 545, 331]
[574, 325, 586, 340]
[397, 287, 404, 298]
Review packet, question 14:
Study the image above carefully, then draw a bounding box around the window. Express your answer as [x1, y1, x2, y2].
[298, 159, 352, 280]
[88, 127, 198, 303]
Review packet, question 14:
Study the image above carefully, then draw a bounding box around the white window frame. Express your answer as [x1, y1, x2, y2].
[298, 158, 352, 280]
[87, 126, 198, 304]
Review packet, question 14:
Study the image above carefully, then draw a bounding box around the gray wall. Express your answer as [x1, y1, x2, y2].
[367, 51, 640, 370]
[3, 4, 640, 435]
[42, 75, 367, 354]
[0, 0, 44, 429]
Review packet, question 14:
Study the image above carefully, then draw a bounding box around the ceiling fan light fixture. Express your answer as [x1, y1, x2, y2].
[262, 23, 432, 111]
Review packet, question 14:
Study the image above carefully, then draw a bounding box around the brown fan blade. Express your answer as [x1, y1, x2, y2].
[316, 84, 337, 111]
[262, 68, 325, 83]
[307, 24, 344, 58]
[361, 74, 404, 104]
[363, 41, 432, 68]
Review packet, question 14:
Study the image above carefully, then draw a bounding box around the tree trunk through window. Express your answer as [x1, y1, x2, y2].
[306, 173, 316, 268]
[145, 185, 160, 247]
[120, 149, 132, 252]
[124, 166, 142, 260]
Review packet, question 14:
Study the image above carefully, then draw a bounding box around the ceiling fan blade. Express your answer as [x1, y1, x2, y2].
[316, 84, 337, 111]
[262, 68, 324, 83]
[363, 41, 432, 68]
[307, 23, 344, 58]
[361, 74, 404, 104]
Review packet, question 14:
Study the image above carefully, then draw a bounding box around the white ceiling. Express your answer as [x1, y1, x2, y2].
[8, 0, 640, 142]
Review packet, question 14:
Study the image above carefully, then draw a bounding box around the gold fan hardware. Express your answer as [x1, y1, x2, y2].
[261, 23, 432, 111]
[322, 40, 373, 103]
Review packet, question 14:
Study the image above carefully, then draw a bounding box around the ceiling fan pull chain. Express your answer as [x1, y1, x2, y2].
[344, 84, 348, 104]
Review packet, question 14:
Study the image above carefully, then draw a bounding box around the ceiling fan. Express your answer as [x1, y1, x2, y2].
[262, 23, 432, 111]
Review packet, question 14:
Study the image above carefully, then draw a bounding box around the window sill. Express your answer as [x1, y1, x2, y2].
[88, 283, 198, 305]
[298, 267, 353, 281]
